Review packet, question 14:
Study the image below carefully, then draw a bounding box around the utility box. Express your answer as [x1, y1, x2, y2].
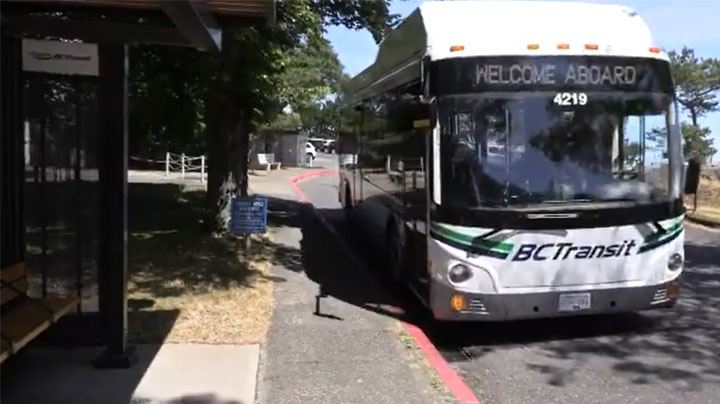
[277, 131, 309, 167]
[253, 129, 310, 167]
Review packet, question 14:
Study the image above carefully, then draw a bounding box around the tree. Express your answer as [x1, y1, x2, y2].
[681, 123, 716, 162]
[203, 0, 397, 231]
[267, 34, 346, 138]
[668, 47, 720, 126]
[624, 141, 642, 169]
[129, 46, 210, 157]
[280, 36, 344, 111]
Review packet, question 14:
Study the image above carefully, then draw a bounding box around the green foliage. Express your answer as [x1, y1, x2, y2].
[668, 47, 720, 126]
[129, 0, 395, 157]
[681, 123, 717, 162]
[282, 40, 341, 110]
[311, 0, 401, 43]
[129, 47, 210, 157]
[624, 141, 642, 167]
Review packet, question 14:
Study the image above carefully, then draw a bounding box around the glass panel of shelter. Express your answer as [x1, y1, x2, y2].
[23, 73, 100, 313]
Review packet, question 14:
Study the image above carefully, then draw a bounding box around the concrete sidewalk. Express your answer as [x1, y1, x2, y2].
[248, 167, 308, 201]
[1, 344, 259, 404]
[250, 167, 451, 404]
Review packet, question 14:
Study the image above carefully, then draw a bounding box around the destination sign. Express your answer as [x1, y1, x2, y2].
[475, 64, 637, 86]
[432, 56, 672, 94]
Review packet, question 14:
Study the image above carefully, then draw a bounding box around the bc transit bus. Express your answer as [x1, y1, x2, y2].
[337, 1, 702, 321]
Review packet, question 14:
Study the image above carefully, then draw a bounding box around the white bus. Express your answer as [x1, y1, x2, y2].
[337, 1, 701, 321]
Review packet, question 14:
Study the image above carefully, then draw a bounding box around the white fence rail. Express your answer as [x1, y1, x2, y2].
[166, 152, 206, 183]
[129, 152, 207, 183]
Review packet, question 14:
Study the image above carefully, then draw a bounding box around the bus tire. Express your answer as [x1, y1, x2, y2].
[386, 217, 407, 283]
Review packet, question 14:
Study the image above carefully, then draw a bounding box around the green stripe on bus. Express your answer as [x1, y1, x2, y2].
[639, 228, 683, 253]
[643, 220, 683, 243]
[430, 223, 513, 253]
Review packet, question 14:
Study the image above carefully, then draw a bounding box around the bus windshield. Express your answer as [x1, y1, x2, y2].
[438, 91, 678, 209]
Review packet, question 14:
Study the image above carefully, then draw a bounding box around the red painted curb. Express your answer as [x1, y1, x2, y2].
[289, 169, 483, 404]
[402, 322, 482, 404]
[288, 169, 334, 202]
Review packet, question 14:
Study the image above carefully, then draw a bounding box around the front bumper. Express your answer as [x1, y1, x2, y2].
[430, 279, 679, 321]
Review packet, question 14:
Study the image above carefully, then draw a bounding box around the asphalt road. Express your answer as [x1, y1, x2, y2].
[301, 153, 720, 404]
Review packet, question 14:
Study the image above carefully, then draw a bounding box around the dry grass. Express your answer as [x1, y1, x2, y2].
[396, 325, 451, 397]
[127, 183, 277, 345]
[685, 168, 720, 225]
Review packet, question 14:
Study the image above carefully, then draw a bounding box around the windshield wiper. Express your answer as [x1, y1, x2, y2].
[540, 198, 594, 204]
[598, 197, 640, 202]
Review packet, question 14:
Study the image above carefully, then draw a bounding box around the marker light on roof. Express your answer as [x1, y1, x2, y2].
[585, 44, 599, 50]
[649, 47, 661, 53]
[449, 45, 465, 52]
[527, 44, 540, 50]
[557, 43, 570, 50]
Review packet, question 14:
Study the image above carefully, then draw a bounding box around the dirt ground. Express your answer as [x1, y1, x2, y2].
[687, 167, 720, 220]
[698, 168, 720, 203]
[127, 183, 275, 345]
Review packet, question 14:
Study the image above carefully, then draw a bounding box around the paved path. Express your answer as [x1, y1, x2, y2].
[1, 344, 260, 404]
[296, 157, 720, 404]
[253, 156, 451, 404]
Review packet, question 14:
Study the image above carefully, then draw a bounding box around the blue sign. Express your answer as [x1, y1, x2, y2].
[230, 197, 268, 235]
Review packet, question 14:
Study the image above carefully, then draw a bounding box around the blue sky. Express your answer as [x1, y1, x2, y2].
[325, 0, 720, 163]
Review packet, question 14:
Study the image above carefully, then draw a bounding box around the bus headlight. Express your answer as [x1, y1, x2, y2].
[667, 253, 683, 271]
[448, 264, 472, 283]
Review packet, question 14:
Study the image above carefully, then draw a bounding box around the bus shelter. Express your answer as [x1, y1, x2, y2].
[0, 0, 275, 367]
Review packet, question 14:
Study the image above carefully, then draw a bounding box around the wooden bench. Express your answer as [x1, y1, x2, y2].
[1, 262, 76, 364]
[256, 153, 281, 171]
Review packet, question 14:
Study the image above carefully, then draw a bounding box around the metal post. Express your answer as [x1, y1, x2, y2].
[201, 155, 205, 183]
[73, 77, 83, 313]
[181, 153, 186, 179]
[1, 33, 26, 283]
[40, 109, 48, 298]
[165, 152, 170, 176]
[94, 43, 135, 368]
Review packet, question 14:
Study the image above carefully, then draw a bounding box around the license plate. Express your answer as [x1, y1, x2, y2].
[558, 293, 591, 312]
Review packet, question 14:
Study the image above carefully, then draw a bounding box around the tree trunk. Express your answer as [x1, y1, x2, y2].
[690, 108, 699, 127]
[205, 34, 250, 233]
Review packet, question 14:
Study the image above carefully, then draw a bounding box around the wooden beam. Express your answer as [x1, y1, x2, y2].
[159, 0, 222, 51]
[3, 14, 194, 47]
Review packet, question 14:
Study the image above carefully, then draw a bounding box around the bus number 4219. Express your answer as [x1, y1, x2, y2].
[553, 92, 588, 106]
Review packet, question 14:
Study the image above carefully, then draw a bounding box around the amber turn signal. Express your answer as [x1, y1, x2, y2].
[450, 294, 466, 312]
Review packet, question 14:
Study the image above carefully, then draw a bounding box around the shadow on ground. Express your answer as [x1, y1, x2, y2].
[128, 183, 260, 298]
[2, 181, 269, 404]
[265, 201, 720, 391]
[515, 242, 720, 390]
[0, 341, 245, 404]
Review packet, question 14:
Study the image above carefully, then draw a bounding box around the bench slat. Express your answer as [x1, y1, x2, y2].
[1, 262, 25, 284]
[0, 297, 76, 363]
[1, 340, 9, 364]
[1, 277, 28, 305]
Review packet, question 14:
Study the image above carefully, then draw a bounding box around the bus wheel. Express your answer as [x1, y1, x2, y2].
[386, 219, 407, 283]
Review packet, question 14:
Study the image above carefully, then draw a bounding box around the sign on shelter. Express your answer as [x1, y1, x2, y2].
[22, 39, 99, 76]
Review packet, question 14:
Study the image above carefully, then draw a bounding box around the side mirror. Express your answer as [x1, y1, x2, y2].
[684, 157, 701, 195]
